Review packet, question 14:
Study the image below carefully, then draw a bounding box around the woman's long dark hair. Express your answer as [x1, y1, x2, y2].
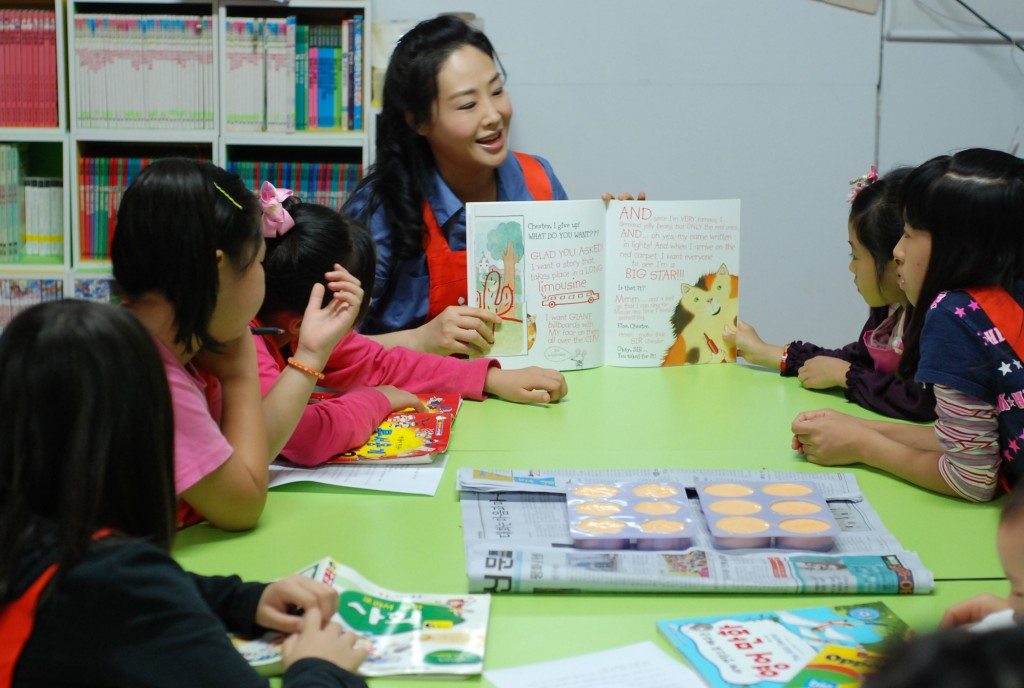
[344, 15, 500, 260]
[0, 301, 176, 599]
[897, 148, 1024, 380]
[112, 158, 262, 354]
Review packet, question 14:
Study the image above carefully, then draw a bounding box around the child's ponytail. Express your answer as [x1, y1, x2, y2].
[261, 194, 376, 325]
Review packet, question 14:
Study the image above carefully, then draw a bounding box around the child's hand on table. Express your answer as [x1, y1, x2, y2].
[374, 385, 428, 413]
[256, 574, 338, 634]
[940, 593, 1013, 629]
[281, 606, 368, 674]
[485, 367, 568, 404]
[791, 408, 871, 466]
[798, 356, 851, 390]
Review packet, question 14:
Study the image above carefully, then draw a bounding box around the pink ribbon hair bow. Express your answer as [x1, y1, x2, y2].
[260, 181, 295, 238]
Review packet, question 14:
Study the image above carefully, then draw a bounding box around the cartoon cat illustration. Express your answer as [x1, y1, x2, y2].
[661, 263, 739, 366]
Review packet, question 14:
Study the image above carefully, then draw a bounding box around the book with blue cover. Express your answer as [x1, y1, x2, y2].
[657, 602, 910, 688]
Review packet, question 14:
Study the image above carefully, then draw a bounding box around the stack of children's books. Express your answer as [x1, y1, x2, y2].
[231, 557, 490, 677]
[657, 602, 911, 687]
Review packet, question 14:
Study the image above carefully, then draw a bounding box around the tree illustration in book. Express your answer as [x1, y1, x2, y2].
[469, 215, 528, 356]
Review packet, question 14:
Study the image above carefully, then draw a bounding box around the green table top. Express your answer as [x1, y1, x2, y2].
[173, 363, 1008, 686]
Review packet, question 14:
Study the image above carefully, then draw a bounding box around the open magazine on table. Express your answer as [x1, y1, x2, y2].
[458, 468, 933, 595]
[230, 557, 490, 677]
[320, 392, 461, 465]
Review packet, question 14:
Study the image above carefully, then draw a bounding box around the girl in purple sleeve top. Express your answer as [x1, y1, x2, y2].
[725, 166, 935, 422]
[254, 185, 567, 466]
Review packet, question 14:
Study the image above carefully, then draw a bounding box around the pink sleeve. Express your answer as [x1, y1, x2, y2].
[160, 355, 233, 495]
[279, 387, 393, 466]
[252, 332, 394, 466]
[321, 332, 498, 401]
[253, 334, 285, 396]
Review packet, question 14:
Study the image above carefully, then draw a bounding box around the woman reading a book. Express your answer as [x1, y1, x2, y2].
[342, 14, 569, 355]
[0, 300, 368, 688]
[256, 184, 567, 466]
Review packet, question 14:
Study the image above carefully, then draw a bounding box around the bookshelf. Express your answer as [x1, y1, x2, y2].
[0, 0, 71, 323]
[0, 0, 371, 327]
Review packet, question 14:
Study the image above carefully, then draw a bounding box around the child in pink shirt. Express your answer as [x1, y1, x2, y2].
[112, 161, 361, 529]
[254, 182, 568, 466]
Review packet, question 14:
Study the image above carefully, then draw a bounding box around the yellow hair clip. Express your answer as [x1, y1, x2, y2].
[212, 182, 242, 210]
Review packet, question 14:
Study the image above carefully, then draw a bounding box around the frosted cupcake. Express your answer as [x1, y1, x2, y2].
[634, 501, 682, 516]
[713, 516, 771, 549]
[702, 483, 754, 497]
[777, 517, 835, 551]
[632, 483, 680, 499]
[636, 519, 691, 551]
[708, 499, 762, 516]
[761, 482, 813, 497]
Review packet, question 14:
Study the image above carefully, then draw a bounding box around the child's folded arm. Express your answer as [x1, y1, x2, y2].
[323, 332, 496, 400]
[844, 366, 937, 422]
[279, 387, 392, 467]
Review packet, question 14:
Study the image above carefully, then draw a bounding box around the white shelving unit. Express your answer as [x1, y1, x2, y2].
[62, 0, 371, 276]
[0, 0, 70, 291]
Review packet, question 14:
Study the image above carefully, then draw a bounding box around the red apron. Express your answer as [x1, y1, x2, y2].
[422, 152, 554, 321]
[0, 529, 115, 686]
[965, 286, 1024, 493]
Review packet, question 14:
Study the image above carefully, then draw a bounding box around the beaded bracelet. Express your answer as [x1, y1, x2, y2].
[287, 356, 325, 381]
[779, 344, 790, 374]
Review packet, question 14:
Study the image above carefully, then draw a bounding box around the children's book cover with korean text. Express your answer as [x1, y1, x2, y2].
[326, 393, 460, 465]
[231, 557, 490, 677]
[657, 602, 910, 688]
[466, 199, 740, 370]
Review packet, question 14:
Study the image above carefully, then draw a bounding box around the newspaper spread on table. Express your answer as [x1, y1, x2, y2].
[458, 468, 934, 595]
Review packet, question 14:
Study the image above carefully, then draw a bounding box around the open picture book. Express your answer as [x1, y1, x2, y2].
[465, 199, 740, 371]
[322, 393, 461, 465]
[230, 557, 491, 677]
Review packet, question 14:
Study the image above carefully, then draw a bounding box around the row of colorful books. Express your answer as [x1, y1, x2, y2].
[22, 178, 64, 258]
[72, 15, 215, 130]
[0, 10, 58, 127]
[0, 145, 19, 259]
[77, 156, 150, 260]
[0, 277, 114, 331]
[75, 156, 361, 261]
[0, 278, 62, 330]
[0, 146, 61, 261]
[227, 160, 362, 211]
[225, 15, 364, 133]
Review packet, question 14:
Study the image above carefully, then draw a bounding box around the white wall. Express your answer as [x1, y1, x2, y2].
[373, 0, 1019, 349]
[879, 19, 1024, 170]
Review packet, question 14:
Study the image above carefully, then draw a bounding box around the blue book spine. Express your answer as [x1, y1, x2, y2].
[318, 49, 334, 128]
[352, 14, 363, 131]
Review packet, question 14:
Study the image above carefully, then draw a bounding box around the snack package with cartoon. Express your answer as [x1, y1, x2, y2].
[326, 393, 461, 465]
[231, 557, 490, 677]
